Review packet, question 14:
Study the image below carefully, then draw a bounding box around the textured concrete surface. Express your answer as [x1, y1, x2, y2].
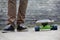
[0, 31, 60, 40]
[0, 25, 60, 40]
[0, 0, 60, 27]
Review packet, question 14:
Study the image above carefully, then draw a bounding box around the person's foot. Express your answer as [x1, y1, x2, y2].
[3, 25, 14, 31]
[17, 25, 27, 31]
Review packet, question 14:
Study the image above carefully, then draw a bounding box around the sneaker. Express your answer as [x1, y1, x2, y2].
[3, 24, 14, 31]
[17, 25, 27, 31]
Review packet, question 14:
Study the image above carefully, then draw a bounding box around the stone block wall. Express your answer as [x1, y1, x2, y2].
[25, 0, 60, 24]
[0, 0, 8, 28]
[0, 0, 60, 28]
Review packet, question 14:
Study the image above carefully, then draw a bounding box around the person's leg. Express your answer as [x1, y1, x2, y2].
[17, 0, 28, 31]
[3, 0, 16, 31]
[8, 0, 16, 24]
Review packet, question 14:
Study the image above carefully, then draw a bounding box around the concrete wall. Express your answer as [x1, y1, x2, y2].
[0, 0, 8, 28]
[0, 0, 60, 28]
[25, 0, 60, 24]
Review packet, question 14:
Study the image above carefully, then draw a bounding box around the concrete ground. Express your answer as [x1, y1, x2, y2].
[0, 25, 60, 40]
